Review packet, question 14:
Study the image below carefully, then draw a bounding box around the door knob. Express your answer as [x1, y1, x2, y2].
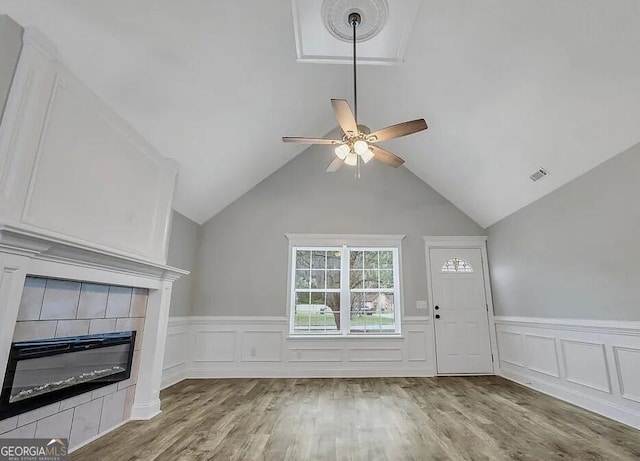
[435, 314, 440, 319]
[434, 305, 440, 310]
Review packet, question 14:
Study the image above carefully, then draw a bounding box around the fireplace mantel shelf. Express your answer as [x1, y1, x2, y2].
[0, 224, 188, 282]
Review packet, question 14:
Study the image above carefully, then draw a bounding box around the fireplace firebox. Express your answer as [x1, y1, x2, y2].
[0, 331, 136, 419]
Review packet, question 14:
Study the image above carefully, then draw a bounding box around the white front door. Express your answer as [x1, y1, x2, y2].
[429, 248, 493, 374]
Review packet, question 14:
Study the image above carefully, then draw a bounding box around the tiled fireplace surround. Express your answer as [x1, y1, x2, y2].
[0, 277, 148, 448]
[0, 228, 185, 454]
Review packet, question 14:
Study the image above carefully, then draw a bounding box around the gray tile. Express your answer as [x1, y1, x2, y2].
[99, 389, 127, 433]
[129, 288, 148, 317]
[116, 317, 145, 350]
[105, 286, 132, 318]
[13, 321, 57, 341]
[59, 392, 92, 411]
[115, 317, 144, 333]
[0, 422, 36, 439]
[77, 283, 109, 319]
[88, 318, 117, 335]
[17, 277, 46, 321]
[0, 416, 18, 434]
[69, 398, 103, 448]
[123, 385, 136, 420]
[91, 383, 118, 400]
[34, 408, 73, 439]
[40, 279, 81, 320]
[55, 320, 90, 338]
[17, 402, 60, 426]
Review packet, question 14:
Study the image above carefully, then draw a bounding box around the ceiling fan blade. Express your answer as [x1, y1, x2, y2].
[331, 99, 358, 135]
[369, 119, 428, 142]
[282, 137, 342, 145]
[326, 157, 344, 172]
[370, 145, 405, 168]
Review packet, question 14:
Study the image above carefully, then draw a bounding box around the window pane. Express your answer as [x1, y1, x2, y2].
[310, 291, 325, 305]
[327, 251, 341, 269]
[295, 270, 310, 289]
[294, 292, 339, 333]
[296, 250, 310, 269]
[326, 270, 340, 289]
[310, 270, 325, 289]
[364, 269, 378, 288]
[350, 292, 395, 334]
[350, 270, 363, 289]
[441, 258, 473, 273]
[350, 250, 363, 269]
[294, 292, 311, 332]
[379, 269, 394, 289]
[364, 251, 379, 269]
[312, 251, 326, 269]
[379, 251, 393, 269]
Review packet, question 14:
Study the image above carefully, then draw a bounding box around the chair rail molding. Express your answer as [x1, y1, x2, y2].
[494, 316, 640, 430]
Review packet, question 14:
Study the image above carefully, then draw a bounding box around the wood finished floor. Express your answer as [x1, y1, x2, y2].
[72, 377, 640, 461]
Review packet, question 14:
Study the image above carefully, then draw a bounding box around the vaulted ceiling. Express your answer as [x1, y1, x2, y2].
[1, 1, 639, 227]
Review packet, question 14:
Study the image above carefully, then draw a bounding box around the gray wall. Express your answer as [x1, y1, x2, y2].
[167, 211, 200, 317]
[193, 141, 484, 317]
[487, 142, 640, 321]
[0, 16, 23, 124]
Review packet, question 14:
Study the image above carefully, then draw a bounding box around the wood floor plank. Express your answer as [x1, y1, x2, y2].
[71, 377, 640, 460]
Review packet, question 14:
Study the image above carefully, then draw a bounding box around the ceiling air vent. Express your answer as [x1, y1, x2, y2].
[529, 168, 549, 182]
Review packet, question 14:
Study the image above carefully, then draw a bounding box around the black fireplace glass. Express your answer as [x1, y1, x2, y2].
[0, 331, 135, 419]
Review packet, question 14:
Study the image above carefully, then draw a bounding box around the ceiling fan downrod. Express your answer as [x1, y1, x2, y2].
[349, 12, 361, 178]
[349, 12, 361, 124]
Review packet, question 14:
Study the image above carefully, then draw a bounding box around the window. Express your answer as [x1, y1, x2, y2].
[288, 235, 403, 336]
[441, 257, 473, 273]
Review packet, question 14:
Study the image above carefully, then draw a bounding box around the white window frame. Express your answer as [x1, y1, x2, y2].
[285, 234, 405, 337]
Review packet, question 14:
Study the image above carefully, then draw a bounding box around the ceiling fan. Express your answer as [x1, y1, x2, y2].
[282, 11, 428, 174]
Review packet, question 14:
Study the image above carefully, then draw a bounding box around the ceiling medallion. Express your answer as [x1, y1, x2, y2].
[321, 0, 389, 42]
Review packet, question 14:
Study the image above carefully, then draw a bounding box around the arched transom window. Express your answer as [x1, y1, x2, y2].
[441, 258, 473, 273]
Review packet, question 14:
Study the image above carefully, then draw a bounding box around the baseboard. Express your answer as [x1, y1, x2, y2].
[187, 368, 436, 379]
[130, 399, 161, 420]
[161, 364, 187, 389]
[500, 367, 640, 430]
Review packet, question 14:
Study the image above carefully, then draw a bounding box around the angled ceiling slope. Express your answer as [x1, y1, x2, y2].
[1, 1, 638, 227]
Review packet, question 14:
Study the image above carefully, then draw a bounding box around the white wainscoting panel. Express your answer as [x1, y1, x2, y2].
[242, 331, 284, 362]
[524, 334, 559, 378]
[561, 339, 611, 393]
[161, 318, 190, 389]
[613, 346, 640, 404]
[494, 316, 640, 430]
[193, 331, 236, 363]
[496, 330, 523, 367]
[162, 316, 434, 381]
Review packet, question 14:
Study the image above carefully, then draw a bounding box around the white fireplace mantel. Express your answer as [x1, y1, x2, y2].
[0, 224, 188, 422]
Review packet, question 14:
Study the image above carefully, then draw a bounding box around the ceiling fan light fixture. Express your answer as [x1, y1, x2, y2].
[361, 148, 375, 163]
[353, 139, 369, 155]
[335, 144, 350, 160]
[344, 152, 358, 166]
